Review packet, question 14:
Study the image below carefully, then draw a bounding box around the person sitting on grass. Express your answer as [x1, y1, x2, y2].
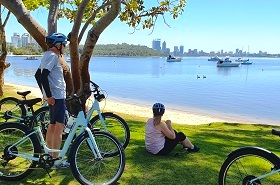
[145, 103, 200, 156]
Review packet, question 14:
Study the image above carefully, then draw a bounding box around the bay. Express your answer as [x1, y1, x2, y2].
[4, 56, 280, 125]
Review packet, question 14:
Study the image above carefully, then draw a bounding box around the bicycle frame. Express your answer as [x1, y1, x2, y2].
[5, 99, 48, 122]
[7, 109, 102, 162]
[249, 168, 280, 184]
[85, 98, 107, 130]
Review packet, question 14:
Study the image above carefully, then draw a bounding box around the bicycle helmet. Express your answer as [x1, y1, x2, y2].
[152, 103, 165, 116]
[45, 33, 67, 48]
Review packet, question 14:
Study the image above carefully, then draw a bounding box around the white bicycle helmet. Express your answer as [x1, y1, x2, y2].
[152, 103, 165, 115]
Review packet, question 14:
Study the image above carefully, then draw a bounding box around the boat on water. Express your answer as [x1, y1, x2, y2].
[208, 56, 220, 61]
[24, 56, 38, 60]
[235, 57, 252, 65]
[166, 55, 182, 62]
[217, 57, 240, 67]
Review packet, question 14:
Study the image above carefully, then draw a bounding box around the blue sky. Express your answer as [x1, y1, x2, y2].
[5, 0, 280, 54]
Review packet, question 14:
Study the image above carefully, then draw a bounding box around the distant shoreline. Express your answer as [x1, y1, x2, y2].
[7, 55, 280, 59]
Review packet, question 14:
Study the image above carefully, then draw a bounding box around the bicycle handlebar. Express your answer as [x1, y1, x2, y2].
[67, 81, 105, 103]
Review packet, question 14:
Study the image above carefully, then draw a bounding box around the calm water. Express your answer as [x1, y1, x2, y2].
[4, 56, 280, 125]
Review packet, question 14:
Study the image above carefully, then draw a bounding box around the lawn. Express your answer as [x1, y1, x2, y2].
[1, 85, 280, 185]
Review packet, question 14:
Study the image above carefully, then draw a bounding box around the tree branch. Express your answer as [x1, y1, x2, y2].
[48, 0, 60, 34]
[78, 1, 110, 44]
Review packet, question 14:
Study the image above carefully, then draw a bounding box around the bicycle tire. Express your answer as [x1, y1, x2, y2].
[89, 112, 130, 149]
[31, 107, 50, 136]
[69, 131, 125, 185]
[0, 97, 25, 123]
[0, 122, 41, 181]
[219, 146, 280, 185]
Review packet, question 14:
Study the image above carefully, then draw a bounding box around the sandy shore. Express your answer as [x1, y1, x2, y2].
[4, 82, 278, 126]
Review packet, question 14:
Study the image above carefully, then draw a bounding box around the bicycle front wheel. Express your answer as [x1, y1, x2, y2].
[90, 112, 130, 149]
[0, 97, 25, 123]
[219, 147, 280, 185]
[69, 131, 125, 185]
[0, 122, 41, 181]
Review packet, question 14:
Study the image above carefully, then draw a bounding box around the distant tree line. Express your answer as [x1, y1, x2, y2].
[91, 43, 163, 57]
[8, 43, 163, 57]
[8, 45, 43, 55]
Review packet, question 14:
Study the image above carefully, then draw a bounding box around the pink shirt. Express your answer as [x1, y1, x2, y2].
[145, 118, 165, 154]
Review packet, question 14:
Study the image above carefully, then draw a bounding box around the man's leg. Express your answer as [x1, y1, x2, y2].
[51, 122, 65, 158]
[46, 124, 55, 157]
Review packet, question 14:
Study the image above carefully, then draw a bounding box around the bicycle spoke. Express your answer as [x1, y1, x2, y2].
[0, 123, 40, 181]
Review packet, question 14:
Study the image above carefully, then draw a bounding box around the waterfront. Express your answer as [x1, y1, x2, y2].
[4, 56, 280, 125]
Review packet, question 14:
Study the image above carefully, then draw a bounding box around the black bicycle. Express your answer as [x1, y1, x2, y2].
[219, 129, 280, 185]
[0, 91, 49, 129]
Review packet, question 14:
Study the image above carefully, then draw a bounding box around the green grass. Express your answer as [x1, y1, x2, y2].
[1, 85, 280, 185]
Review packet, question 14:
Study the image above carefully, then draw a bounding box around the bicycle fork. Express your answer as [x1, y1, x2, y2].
[84, 127, 103, 159]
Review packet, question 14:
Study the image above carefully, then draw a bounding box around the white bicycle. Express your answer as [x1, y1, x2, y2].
[0, 91, 125, 184]
[35, 81, 130, 149]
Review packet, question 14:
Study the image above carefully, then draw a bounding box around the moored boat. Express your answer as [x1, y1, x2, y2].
[208, 56, 220, 61]
[166, 55, 182, 62]
[24, 56, 38, 60]
[217, 57, 240, 67]
[235, 57, 252, 65]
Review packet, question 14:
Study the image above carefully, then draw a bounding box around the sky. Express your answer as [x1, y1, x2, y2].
[4, 0, 280, 54]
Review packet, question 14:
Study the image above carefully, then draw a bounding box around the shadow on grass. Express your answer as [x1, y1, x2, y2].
[121, 120, 280, 185]
[1, 120, 279, 185]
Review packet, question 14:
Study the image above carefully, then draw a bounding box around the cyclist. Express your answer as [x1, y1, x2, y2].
[145, 103, 200, 156]
[34, 33, 69, 168]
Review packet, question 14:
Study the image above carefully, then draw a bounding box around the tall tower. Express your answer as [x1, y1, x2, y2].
[21, 33, 30, 47]
[179, 45, 184, 55]
[162, 41, 166, 52]
[152, 39, 161, 51]
[11, 33, 21, 48]
[174, 46, 179, 55]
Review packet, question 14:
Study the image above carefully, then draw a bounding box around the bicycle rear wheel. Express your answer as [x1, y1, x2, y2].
[69, 131, 125, 185]
[219, 147, 280, 185]
[90, 112, 130, 149]
[0, 122, 41, 181]
[0, 97, 25, 122]
[31, 107, 50, 136]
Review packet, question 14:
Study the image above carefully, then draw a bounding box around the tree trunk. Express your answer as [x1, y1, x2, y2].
[48, 0, 59, 34]
[0, 0, 122, 96]
[79, 0, 121, 91]
[0, 5, 9, 96]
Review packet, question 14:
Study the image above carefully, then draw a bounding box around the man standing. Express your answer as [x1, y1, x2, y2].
[35, 33, 69, 169]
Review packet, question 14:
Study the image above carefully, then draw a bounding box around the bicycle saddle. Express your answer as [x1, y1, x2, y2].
[17, 90, 31, 97]
[18, 98, 42, 107]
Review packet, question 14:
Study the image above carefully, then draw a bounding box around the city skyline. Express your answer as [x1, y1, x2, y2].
[4, 0, 280, 54]
[151, 38, 272, 57]
[7, 31, 275, 57]
[9, 32, 38, 48]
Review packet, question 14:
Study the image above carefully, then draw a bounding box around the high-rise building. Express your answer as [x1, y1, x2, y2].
[174, 46, 179, 55]
[21, 33, 30, 47]
[152, 39, 161, 51]
[162, 41, 166, 52]
[11, 33, 21, 48]
[179, 45, 184, 55]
